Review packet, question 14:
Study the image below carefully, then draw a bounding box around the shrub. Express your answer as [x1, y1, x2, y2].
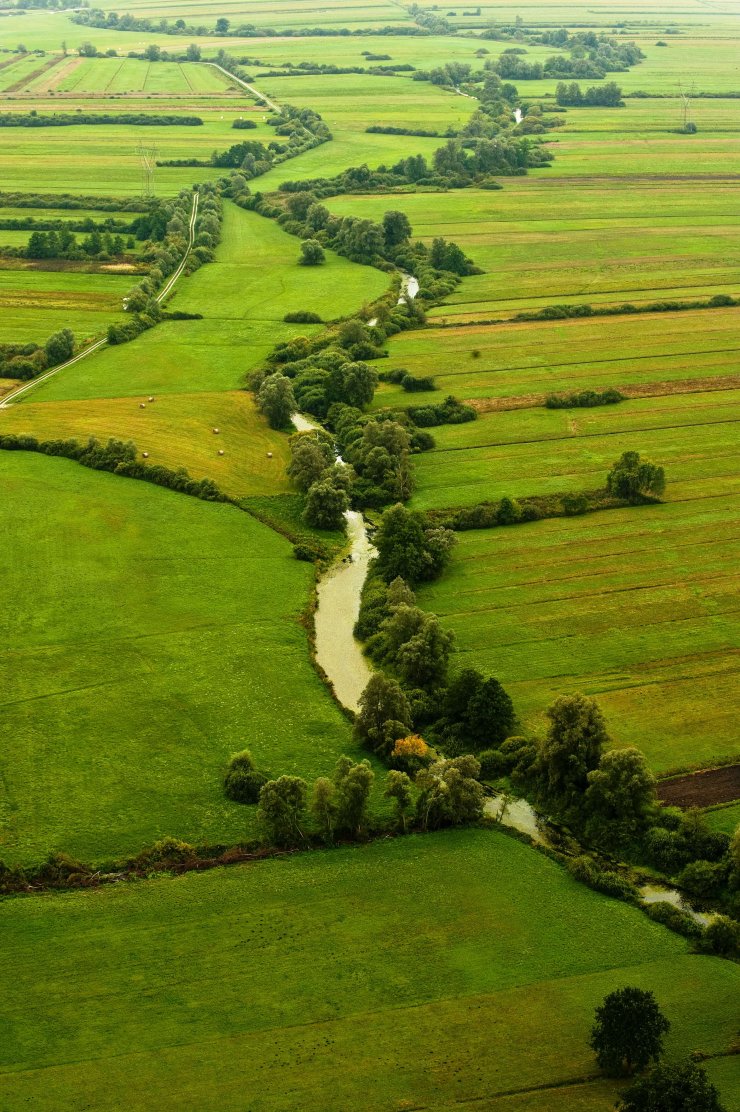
[644, 900, 702, 939]
[224, 750, 269, 804]
[284, 310, 323, 323]
[700, 914, 739, 957]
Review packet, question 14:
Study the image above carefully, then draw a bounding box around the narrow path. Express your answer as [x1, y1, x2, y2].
[205, 63, 279, 111]
[0, 191, 199, 409]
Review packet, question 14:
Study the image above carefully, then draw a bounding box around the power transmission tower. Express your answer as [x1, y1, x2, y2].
[678, 80, 695, 131]
[136, 142, 158, 198]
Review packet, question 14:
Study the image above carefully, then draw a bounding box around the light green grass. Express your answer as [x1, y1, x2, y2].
[0, 99, 270, 195]
[0, 266, 129, 342]
[0, 828, 738, 1110]
[22, 200, 388, 403]
[704, 803, 740, 836]
[328, 168, 740, 321]
[372, 307, 740, 411]
[416, 499, 740, 772]
[410, 390, 740, 509]
[0, 451, 367, 865]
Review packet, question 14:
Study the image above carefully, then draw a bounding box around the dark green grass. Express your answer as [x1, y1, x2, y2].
[704, 803, 740, 836]
[0, 452, 370, 865]
[1, 828, 738, 1110]
[416, 498, 740, 771]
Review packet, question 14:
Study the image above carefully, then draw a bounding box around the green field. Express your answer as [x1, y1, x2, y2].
[329, 172, 740, 320]
[16, 200, 387, 405]
[704, 803, 740, 836]
[0, 266, 129, 343]
[0, 451, 369, 865]
[0, 97, 273, 195]
[416, 498, 739, 772]
[1, 828, 738, 1110]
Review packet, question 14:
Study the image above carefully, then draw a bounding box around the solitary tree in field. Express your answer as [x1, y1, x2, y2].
[44, 328, 75, 366]
[616, 1059, 727, 1112]
[590, 988, 670, 1077]
[258, 372, 296, 429]
[299, 239, 326, 266]
[607, 451, 665, 502]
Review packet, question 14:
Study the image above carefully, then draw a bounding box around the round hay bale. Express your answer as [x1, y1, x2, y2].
[139, 402, 146, 409]
[213, 427, 220, 434]
[218, 449, 225, 456]
[142, 451, 149, 458]
[267, 452, 273, 459]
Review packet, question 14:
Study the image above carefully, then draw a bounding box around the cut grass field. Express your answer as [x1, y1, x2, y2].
[1, 828, 738, 1111]
[328, 169, 740, 321]
[409, 389, 740, 509]
[0, 451, 368, 866]
[0, 391, 292, 499]
[372, 307, 740, 411]
[705, 803, 740, 836]
[415, 498, 739, 772]
[0, 97, 273, 195]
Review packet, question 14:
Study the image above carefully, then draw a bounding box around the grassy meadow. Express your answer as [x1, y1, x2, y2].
[16, 200, 388, 406]
[1, 828, 738, 1110]
[0, 266, 129, 343]
[0, 451, 370, 865]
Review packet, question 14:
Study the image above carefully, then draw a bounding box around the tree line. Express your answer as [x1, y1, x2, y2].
[0, 112, 204, 127]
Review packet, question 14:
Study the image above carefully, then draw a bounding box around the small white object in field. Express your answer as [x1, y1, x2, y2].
[148, 396, 154, 402]
[267, 452, 273, 459]
[139, 402, 146, 408]
[142, 451, 149, 458]
[213, 427, 220, 434]
[218, 449, 225, 456]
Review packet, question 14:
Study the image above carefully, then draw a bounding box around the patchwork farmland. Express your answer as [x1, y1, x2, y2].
[0, 1, 738, 1109]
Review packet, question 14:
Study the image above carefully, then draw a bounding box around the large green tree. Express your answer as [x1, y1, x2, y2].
[258, 373, 296, 429]
[616, 1059, 727, 1112]
[537, 694, 609, 811]
[590, 988, 670, 1077]
[584, 747, 656, 851]
[257, 776, 308, 847]
[607, 451, 666, 502]
[355, 674, 412, 754]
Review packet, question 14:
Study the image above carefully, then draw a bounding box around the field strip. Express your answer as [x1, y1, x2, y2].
[413, 346, 740, 378]
[428, 418, 740, 454]
[0, 193, 199, 409]
[468, 375, 740, 412]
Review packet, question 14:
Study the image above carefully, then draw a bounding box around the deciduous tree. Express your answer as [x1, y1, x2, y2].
[590, 988, 669, 1076]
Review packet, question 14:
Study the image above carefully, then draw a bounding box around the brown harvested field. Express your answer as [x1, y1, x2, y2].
[658, 765, 740, 808]
[467, 375, 740, 414]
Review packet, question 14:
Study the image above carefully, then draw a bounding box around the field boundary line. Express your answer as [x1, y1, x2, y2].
[0, 191, 199, 409]
[204, 63, 279, 111]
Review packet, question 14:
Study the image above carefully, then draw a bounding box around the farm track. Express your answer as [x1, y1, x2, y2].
[0, 191, 199, 409]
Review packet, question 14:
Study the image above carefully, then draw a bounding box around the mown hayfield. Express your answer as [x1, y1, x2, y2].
[118, 0, 411, 29]
[49, 57, 232, 95]
[328, 171, 740, 320]
[0, 390, 291, 499]
[253, 74, 474, 189]
[0, 99, 271, 194]
[410, 390, 740, 509]
[372, 307, 740, 411]
[0, 451, 367, 866]
[416, 498, 740, 771]
[20, 201, 387, 404]
[0, 267, 129, 342]
[1, 829, 738, 1110]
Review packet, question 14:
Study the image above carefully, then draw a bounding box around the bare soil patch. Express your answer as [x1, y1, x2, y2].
[658, 765, 740, 808]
